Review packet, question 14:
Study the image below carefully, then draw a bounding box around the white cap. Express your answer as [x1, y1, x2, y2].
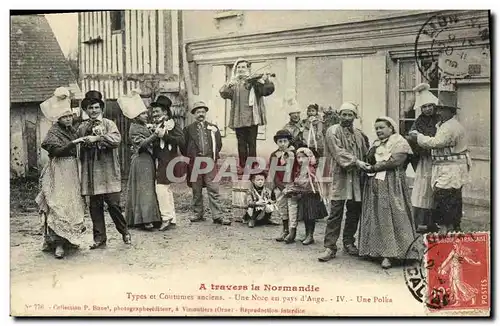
[117, 91, 148, 119]
[338, 102, 359, 117]
[40, 87, 72, 122]
[413, 83, 439, 110]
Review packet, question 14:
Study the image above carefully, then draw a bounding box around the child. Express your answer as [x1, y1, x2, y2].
[285, 147, 328, 245]
[301, 103, 325, 157]
[244, 171, 275, 228]
[269, 129, 299, 242]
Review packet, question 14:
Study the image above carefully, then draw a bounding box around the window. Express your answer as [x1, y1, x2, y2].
[110, 11, 123, 32]
[397, 58, 456, 136]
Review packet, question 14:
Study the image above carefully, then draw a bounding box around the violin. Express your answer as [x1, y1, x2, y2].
[245, 72, 276, 83]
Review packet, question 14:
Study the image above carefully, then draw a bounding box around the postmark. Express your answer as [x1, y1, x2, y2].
[414, 12, 490, 85]
[403, 232, 490, 311]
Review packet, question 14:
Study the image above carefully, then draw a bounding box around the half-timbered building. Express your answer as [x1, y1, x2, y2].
[78, 10, 183, 176]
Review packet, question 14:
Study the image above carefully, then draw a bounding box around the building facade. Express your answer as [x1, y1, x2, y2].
[182, 10, 490, 206]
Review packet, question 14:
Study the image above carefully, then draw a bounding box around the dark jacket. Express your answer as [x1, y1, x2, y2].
[152, 123, 185, 184]
[182, 121, 222, 163]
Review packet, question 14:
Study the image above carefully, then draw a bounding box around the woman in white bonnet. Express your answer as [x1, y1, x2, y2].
[36, 87, 87, 259]
[407, 83, 440, 233]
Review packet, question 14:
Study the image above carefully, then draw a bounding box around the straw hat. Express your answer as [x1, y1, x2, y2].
[191, 101, 209, 114]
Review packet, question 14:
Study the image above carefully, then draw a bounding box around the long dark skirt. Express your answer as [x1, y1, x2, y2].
[358, 169, 418, 259]
[125, 152, 161, 227]
[297, 193, 328, 222]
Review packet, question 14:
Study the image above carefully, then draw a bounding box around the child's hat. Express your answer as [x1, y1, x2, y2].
[273, 129, 293, 143]
[250, 169, 268, 180]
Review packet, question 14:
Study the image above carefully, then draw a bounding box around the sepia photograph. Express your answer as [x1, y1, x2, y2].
[8, 7, 491, 317]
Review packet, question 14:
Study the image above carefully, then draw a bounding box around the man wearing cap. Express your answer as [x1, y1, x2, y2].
[78, 90, 131, 249]
[409, 95, 471, 234]
[151, 95, 185, 231]
[318, 102, 370, 262]
[282, 109, 306, 150]
[181, 101, 230, 225]
[219, 58, 275, 174]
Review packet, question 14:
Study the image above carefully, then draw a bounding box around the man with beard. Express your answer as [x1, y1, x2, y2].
[219, 58, 275, 174]
[151, 95, 185, 231]
[318, 102, 370, 262]
[181, 101, 231, 225]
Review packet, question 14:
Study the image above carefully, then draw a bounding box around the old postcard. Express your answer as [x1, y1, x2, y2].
[9, 8, 491, 317]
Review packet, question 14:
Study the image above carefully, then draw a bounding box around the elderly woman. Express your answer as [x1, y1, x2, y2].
[358, 117, 417, 269]
[122, 98, 162, 230]
[408, 83, 440, 233]
[35, 87, 87, 259]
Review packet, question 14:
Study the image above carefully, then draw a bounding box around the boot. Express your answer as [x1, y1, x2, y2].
[284, 228, 297, 244]
[54, 245, 65, 259]
[299, 221, 309, 242]
[276, 220, 289, 242]
[344, 244, 359, 256]
[302, 221, 315, 245]
[381, 257, 392, 269]
[318, 248, 336, 262]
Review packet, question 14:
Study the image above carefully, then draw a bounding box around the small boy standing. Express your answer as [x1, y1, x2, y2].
[269, 129, 298, 242]
[244, 171, 276, 228]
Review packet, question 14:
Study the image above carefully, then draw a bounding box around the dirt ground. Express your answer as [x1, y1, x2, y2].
[10, 178, 491, 316]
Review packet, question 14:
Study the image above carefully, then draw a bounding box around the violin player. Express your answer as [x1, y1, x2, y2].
[219, 58, 275, 175]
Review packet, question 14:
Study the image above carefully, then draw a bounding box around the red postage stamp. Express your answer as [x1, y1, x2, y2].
[425, 232, 490, 311]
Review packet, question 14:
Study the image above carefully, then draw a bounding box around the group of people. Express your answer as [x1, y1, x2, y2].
[35, 56, 471, 270]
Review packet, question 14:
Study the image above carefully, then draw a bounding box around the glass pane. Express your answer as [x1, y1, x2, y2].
[399, 61, 416, 89]
[419, 58, 439, 88]
[399, 91, 416, 119]
[399, 120, 415, 136]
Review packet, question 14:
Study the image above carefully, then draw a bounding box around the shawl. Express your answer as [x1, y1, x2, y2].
[372, 116, 412, 162]
[129, 122, 154, 155]
[370, 116, 412, 180]
[414, 114, 439, 137]
[41, 122, 78, 157]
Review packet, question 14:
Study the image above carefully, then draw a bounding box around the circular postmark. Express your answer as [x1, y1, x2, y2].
[403, 232, 478, 310]
[414, 12, 490, 84]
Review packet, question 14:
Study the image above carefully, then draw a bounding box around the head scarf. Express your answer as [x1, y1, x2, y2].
[296, 147, 317, 166]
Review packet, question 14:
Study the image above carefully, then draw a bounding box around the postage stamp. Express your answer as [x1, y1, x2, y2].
[403, 232, 490, 312]
[426, 232, 490, 311]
